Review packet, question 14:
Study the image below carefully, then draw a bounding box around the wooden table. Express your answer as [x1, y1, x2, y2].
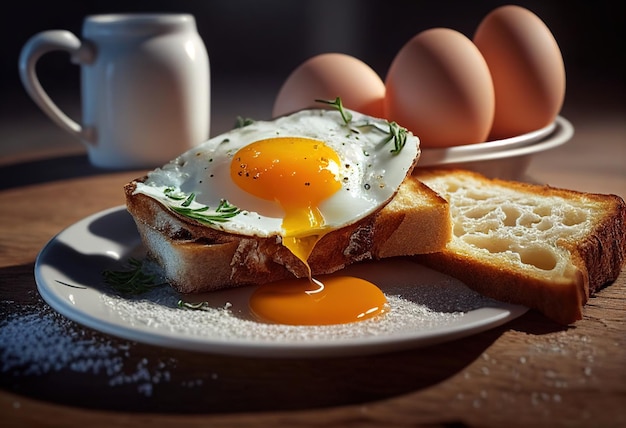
[1, 110, 625, 427]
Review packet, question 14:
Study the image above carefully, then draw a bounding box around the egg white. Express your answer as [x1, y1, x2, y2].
[134, 108, 420, 237]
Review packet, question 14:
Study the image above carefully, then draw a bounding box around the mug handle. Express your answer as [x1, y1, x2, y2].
[18, 30, 96, 144]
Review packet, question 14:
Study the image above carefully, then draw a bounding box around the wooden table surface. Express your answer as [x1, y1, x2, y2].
[1, 109, 625, 427]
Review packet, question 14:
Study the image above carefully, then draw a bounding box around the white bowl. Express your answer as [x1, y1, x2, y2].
[416, 116, 574, 180]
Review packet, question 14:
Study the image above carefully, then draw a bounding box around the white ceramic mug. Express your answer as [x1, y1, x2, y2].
[19, 14, 210, 169]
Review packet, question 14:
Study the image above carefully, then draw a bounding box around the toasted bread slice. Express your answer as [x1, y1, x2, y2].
[413, 168, 626, 324]
[125, 175, 451, 293]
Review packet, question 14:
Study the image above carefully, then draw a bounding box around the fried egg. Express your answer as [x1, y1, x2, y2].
[135, 106, 420, 325]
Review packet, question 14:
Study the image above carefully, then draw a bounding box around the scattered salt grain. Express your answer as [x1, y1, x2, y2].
[181, 378, 204, 388]
[99, 272, 496, 346]
[0, 303, 175, 397]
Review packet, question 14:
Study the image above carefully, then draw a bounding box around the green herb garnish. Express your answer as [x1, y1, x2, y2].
[382, 121, 408, 153]
[164, 187, 187, 201]
[316, 97, 409, 154]
[181, 192, 195, 207]
[234, 116, 255, 128]
[102, 258, 163, 295]
[170, 194, 241, 225]
[316, 97, 353, 124]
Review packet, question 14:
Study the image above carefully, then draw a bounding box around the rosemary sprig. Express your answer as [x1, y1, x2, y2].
[234, 116, 255, 128]
[316, 97, 353, 124]
[164, 187, 187, 201]
[316, 97, 408, 154]
[102, 258, 163, 295]
[170, 194, 242, 225]
[383, 121, 408, 153]
[181, 193, 195, 207]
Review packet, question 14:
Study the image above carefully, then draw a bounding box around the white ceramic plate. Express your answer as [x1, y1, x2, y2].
[419, 116, 572, 166]
[35, 207, 527, 358]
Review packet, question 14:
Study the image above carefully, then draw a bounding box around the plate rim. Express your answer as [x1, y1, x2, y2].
[419, 116, 573, 166]
[34, 206, 527, 358]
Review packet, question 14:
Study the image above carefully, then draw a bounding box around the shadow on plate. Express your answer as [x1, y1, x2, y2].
[87, 207, 142, 248]
[37, 240, 127, 293]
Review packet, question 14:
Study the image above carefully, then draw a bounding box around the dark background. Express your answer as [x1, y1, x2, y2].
[1, 0, 624, 142]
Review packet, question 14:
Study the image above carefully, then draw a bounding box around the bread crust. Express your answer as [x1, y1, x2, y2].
[125, 175, 451, 293]
[414, 168, 626, 325]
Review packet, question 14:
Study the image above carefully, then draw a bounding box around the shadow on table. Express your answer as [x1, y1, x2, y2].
[0, 153, 134, 191]
[1, 326, 497, 414]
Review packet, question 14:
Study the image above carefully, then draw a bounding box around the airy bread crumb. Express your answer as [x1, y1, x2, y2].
[414, 168, 626, 324]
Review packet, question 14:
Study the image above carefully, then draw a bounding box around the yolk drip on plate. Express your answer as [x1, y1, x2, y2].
[230, 136, 388, 325]
[249, 275, 388, 325]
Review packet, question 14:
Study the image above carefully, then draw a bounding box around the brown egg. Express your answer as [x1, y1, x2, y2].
[272, 53, 385, 118]
[474, 5, 566, 140]
[384, 28, 495, 148]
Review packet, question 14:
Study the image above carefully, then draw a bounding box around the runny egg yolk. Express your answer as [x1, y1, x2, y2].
[230, 137, 388, 325]
[230, 137, 341, 261]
